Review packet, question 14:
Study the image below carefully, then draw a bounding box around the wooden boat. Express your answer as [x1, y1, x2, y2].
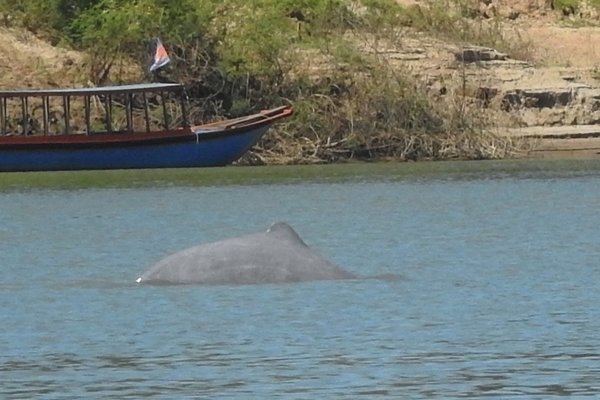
[0, 83, 292, 172]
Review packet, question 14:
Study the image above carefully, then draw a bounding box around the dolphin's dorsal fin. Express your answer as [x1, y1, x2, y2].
[266, 222, 308, 246]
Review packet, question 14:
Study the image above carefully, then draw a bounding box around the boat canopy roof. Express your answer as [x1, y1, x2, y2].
[0, 83, 184, 98]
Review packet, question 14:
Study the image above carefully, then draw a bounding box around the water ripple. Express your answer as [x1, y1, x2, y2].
[3, 166, 600, 397]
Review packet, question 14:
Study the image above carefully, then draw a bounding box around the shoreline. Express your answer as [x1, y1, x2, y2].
[503, 125, 600, 160]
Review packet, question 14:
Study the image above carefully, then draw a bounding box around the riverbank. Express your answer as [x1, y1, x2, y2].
[3, 1, 600, 162]
[505, 125, 600, 159]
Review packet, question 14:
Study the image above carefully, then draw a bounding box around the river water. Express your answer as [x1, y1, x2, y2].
[1, 160, 600, 398]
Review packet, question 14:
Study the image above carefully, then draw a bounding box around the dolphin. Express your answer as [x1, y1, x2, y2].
[136, 222, 357, 285]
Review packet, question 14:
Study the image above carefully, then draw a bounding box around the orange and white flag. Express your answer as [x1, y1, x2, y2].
[149, 38, 171, 72]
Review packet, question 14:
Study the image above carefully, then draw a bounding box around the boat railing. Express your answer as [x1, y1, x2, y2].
[0, 83, 189, 136]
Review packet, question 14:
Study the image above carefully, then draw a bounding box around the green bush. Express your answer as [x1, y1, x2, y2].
[0, 0, 94, 43]
[552, 0, 600, 11]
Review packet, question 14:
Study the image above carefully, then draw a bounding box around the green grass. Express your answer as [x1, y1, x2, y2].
[553, 0, 600, 10]
[553, 0, 579, 8]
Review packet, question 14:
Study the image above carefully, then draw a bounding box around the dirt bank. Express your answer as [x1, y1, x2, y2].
[0, 27, 85, 88]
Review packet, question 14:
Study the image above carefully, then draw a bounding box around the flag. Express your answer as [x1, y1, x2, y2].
[149, 38, 171, 72]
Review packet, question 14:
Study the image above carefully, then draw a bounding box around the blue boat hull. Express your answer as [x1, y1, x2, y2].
[0, 126, 269, 172]
[0, 83, 292, 172]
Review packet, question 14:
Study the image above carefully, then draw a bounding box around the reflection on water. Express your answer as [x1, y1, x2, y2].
[2, 160, 600, 398]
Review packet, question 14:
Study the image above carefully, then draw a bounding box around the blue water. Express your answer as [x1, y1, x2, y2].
[2, 162, 600, 398]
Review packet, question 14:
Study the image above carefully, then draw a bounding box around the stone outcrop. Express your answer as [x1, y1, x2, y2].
[456, 53, 600, 158]
[453, 46, 508, 63]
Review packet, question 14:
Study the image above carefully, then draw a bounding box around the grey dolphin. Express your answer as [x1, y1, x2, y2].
[136, 222, 357, 285]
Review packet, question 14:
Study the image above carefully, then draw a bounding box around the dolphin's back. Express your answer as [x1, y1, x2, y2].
[137, 222, 356, 285]
[266, 221, 308, 246]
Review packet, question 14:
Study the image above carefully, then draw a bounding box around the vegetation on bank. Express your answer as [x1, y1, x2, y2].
[552, 0, 600, 13]
[0, 0, 527, 163]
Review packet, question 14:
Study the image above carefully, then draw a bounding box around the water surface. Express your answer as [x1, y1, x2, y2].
[2, 160, 600, 398]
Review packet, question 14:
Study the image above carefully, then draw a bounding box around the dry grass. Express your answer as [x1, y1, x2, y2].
[0, 27, 142, 89]
[0, 27, 86, 88]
